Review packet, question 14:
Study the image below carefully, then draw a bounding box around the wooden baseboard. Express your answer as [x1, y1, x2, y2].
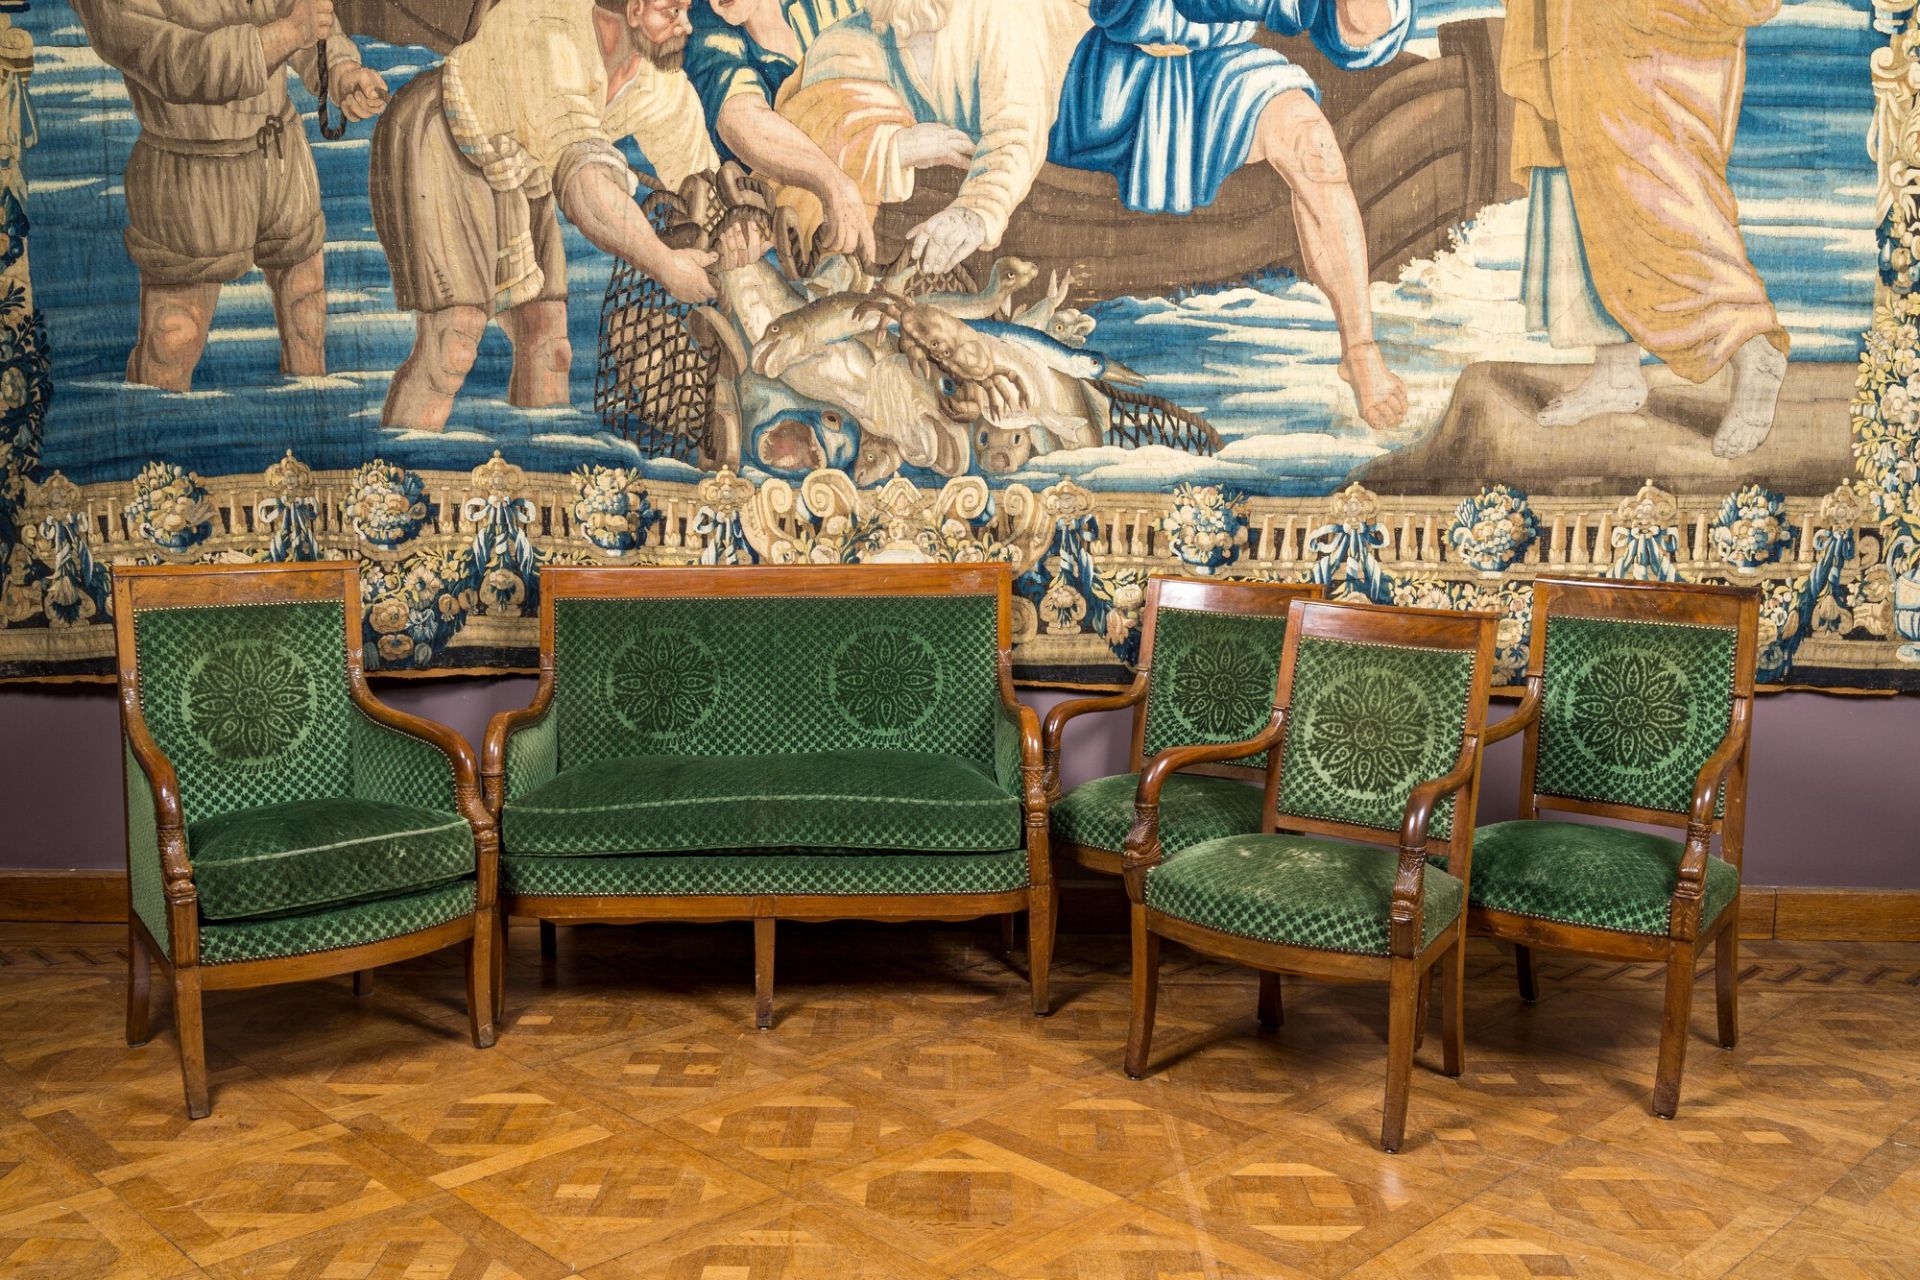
[0, 870, 125, 923]
[6, 871, 1919, 941]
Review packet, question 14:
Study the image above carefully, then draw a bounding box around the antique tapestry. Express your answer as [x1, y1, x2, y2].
[0, 0, 1915, 690]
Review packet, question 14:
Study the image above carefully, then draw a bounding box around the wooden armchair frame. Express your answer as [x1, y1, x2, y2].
[114, 563, 498, 1119]
[1040, 576, 1323, 877]
[1473, 576, 1758, 1118]
[1121, 597, 1498, 1152]
[481, 563, 1052, 1025]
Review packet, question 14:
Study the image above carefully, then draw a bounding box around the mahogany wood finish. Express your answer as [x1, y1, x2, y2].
[1040, 577, 1323, 882]
[113, 563, 498, 1120]
[1473, 577, 1760, 1120]
[1121, 597, 1499, 1153]
[482, 563, 1054, 1026]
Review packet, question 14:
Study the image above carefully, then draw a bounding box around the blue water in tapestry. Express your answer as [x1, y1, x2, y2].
[18, 0, 1880, 497]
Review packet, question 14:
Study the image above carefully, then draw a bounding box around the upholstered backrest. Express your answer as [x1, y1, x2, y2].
[1533, 605, 1743, 818]
[1274, 628, 1482, 842]
[548, 588, 1003, 770]
[131, 599, 354, 827]
[1137, 581, 1315, 771]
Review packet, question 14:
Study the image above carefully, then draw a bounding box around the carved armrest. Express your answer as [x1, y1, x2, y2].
[347, 680, 488, 832]
[1669, 700, 1753, 937]
[1482, 679, 1542, 746]
[122, 692, 196, 958]
[1119, 711, 1288, 900]
[1038, 674, 1148, 801]
[1389, 739, 1480, 956]
[994, 650, 1044, 796]
[482, 677, 557, 818]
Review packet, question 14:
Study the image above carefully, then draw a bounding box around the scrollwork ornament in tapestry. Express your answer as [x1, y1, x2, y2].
[0, 0, 1912, 690]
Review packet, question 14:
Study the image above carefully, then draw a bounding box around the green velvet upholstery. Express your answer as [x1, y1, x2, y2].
[187, 798, 473, 922]
[503, 751, 1019, 856]
[545, 594, 1001, 775]
[1534, 615, 1739, 815]
[1052, 772, 1263, 857]
[502, 848, 1029, 898]
[1146, 835, 1462, 955]
[200, 881, 477, 966]
[125, 738, 170, 952]
[504, 705, 559, 804]
[1140, 606, 1292, 768]
[1469, 820, 1739, 936]
[1276, 636, 1478, 839]
[351, 712, 460, 812]
[133, 601, 355, 827]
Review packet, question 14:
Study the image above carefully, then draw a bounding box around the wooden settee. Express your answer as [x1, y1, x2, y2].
[481, 563, 1053, 1026]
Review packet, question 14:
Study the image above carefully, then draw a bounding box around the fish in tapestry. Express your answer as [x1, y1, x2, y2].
[0, 0, 1913, 689]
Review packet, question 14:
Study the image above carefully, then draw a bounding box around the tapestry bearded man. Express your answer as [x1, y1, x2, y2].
[1048, 0, 1411, 430]
[72, 0, 387, 391]
[1504, 0, 1790, 458]
[788, 0, 1093, 275]
[370, 0, 721, 430]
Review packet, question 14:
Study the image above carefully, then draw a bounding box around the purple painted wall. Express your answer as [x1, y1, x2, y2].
[0, 682, 1909, 887]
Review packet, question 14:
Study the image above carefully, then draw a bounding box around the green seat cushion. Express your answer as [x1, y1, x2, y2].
[200, 881, 476, 966]
[1146, 834, 1462, 956]
[502, 849, 1029, 897]
[1469, 820, 1739, 936]
[188, 797, 473, 922]
[502, 751, 1020, 856]
[1051, 772, 1264, 857]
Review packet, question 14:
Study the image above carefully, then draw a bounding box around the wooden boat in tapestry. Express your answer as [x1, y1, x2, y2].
[873, 17, 1520, 298]
[339, 5, 1516, 299]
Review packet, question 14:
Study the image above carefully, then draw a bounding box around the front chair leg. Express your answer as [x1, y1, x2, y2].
[126, 927, 152, 1047]
[1257, 970, 1283, 1029]
[1653, 939, 1698, 1119]
[754, 917, 775, 1031]
[1515, 943, 1538, 1003]
[1381, 956, 1420, 1153]
[466, 914, 496, 1049]
[174, 966, 210, 1120]
[1124, 905, 1160, 1079]
[1715, 916, 1739, 1049]
[1029, 884, 1055, 1017]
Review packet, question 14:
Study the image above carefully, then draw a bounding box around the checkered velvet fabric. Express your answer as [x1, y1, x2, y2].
[502, 751, 1022, 855]
[504, 707, 559, 804]
[1534, 615, 1738, 816]
[1147, 835, 1462, 955]
[545, 594, 1002, 774]
[350, 711, 460, 812]
[1139, 607, 1292, 769]
[1468, 820, 1739, 936]
[199, 880, 475, 966]
[1275, 636, 1478, 840]
[125, 739, 170, 952]
[133, 601, 355, 828]
[501, 848, 1028, 898]
[1051, 772, 1265, 857]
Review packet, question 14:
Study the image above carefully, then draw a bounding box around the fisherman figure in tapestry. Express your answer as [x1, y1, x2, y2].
[70, 0, 389, 391]
[1047, 0, 1412, 430]
[683, 0, 877, 261]
[1504, 0, 1791, 458]
[369, 0, 721, 430]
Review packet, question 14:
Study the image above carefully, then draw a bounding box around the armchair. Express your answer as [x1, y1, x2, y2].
[115, 563, 497, 1118]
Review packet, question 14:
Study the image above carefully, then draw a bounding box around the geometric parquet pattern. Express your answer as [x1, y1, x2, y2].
[2, 921, 1917, 1278]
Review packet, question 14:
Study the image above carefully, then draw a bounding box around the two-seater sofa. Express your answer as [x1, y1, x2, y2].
[481, 563, 1053, 1025]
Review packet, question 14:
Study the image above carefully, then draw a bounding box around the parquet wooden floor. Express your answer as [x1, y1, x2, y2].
[2, 921, 1917, 1279]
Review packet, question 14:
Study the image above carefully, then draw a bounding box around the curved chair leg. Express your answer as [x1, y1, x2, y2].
[539, 920, 558, 963]
[754, 918, 776, 1031]
[1257, 970, 1283, 1029]
[1440, 940, 1465, 1078]
[1514, 943, 1538, 1003]
[1381, 957, 1421, 1153]
[466, 916, 496, 1049]
[353, 970, 375, 998]
[1029, 884, 1056, 1018]
[1124, 906, 1160, 1080]
[1653, 940, 1697, 1119]
[126, 928, 152, 1047]
[1714, 920, 1739, 1050]
[174, 967, 210, 1120]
